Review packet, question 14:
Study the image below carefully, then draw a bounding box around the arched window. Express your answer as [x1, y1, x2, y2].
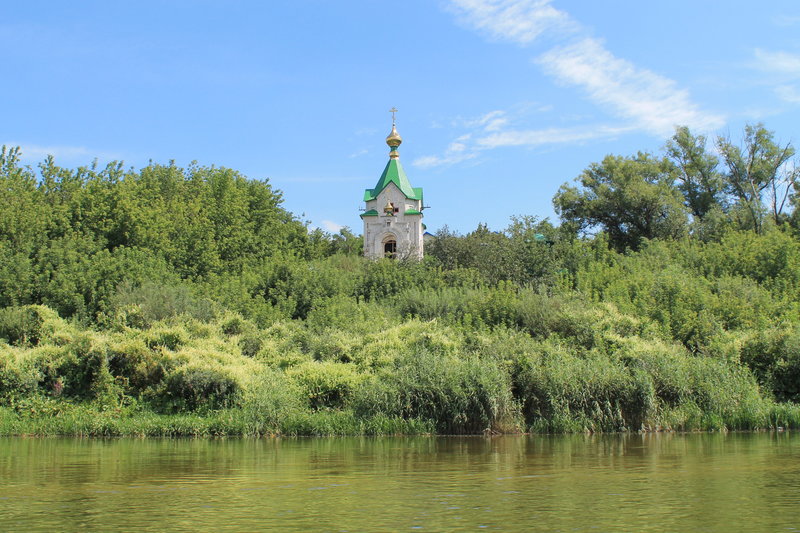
[384, 240, 397, 259]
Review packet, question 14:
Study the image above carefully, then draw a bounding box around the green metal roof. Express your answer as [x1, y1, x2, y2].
[363, 158, 423, 202]
[404, 208, 422, 215]
[360, 209, 378, 218]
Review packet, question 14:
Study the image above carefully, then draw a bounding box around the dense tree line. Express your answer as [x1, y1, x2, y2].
[0, 147, 312, 319]
[1, 124, 799, 436]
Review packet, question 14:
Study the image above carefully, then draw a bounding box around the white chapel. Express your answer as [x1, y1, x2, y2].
[361, 112, 425, 260]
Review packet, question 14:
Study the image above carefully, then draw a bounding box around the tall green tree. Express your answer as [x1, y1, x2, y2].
[665, 126, 726, 220]
[716, 123, 796, 232]
[554, 152, 688, 251]
[0, 147, 49, 254]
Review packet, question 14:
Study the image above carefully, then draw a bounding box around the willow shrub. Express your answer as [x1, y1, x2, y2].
[741, 326, 800, 402]
[616, 337, 769, 430]
[0, 305, 69, 347]
[240, 367, 305, 434]
[0, 346, 49, 399]
[397, 285, 654, 351]
[108, 281, 217, 328]
[513, 342, 648, 433]
[565, 237, 793, 353]
[353, 351, 522, 434]
[155, 362, 241, 412]
[510, 332, 773, 433]
[286, 361, 366, 410]
[107, 336, 168, 395]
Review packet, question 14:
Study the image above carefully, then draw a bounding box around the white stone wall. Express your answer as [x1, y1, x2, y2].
[363, 183, 423, 260]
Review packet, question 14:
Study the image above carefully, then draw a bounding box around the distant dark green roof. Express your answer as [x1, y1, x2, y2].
[404, 209, 422, 215]
[363, 158, 423, 202]
[360, 209, 378, 218]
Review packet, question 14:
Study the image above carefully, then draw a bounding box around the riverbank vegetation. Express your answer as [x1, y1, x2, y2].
[1, 124, 800, 436]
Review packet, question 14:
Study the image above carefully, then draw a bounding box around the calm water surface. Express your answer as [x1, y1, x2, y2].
[1, 433, 798, 531]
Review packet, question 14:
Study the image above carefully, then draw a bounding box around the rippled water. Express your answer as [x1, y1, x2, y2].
[1, 433, 798, 531]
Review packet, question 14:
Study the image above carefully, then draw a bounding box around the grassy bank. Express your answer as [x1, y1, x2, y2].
[0, 401, 435, 437]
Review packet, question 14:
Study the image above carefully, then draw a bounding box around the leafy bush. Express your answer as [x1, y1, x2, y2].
[111, 281, 217, 327]
[0, 347, 46, 399]
[0, 305, 60, 346]
[107, 337, 168, 395]
[513, 342, 644, 433]
[240, 368, 304, 434]
[156, 361, 241, 412]
[287, 361, 366, 410]
[51, 333, 120, 401]
[355, 351, 521, 434]
[144, 325, 188, 351]
[741, 327, 800, 402]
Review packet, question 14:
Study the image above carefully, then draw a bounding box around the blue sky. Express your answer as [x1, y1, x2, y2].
[3, 1, 799, 234]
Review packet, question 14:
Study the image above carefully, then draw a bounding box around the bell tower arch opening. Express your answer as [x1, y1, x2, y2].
[382, 236, 397, 259]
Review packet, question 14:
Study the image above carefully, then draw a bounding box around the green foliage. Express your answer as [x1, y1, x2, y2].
[0, 152, 308, 321]
[355, 351, 521, 434]
[157, 362, 241, 412]
[554, 152, 688, 251]
[741, 327, 800, 403]
[287, 361, 366, 410]
[240, 368, 305, 434]
[109, 281, 217, 327]
[666, 126, 726, 220]
[0, 305, 59, 346]
[557, 124, 798, 243]
[426, 218, 563, 286]
[354, 258, 428, 302]
[53, 333, 120, 401]
[107, 337, 167, 395]
[0, 348, 46, 400]
[716, 123, 796, 231]
[515, 344, 645, 433]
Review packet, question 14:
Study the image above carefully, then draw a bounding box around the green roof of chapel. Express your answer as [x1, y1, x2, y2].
[363, 158, 423, 202]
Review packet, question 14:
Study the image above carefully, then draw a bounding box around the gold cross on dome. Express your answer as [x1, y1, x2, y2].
[389, 107, 398, 124]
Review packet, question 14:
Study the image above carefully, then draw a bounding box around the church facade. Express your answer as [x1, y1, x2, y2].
[361, 117, 425, 260]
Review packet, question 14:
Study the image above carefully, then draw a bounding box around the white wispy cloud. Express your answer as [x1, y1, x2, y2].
[476, 124, 633, 148]
[448, 0, 576, 44]
[348, 148, 369, 158]
[459, 110, 509, 132]
[754, 49, 800, 75]
[413, 120, 631, 169]
[776, 85, 800, 103]
[321, 220, 344, 233]
[413, 108, 580, 168]
[278, 176, 364, 183]
[413, 133, 479, 168]
[6, 143, 122, 162]
[413, 152, 478, 169]
[412, 116, 500, 168]
[424, 0, 723, 168]
[537, 38, 724, 136]
[753, 49, 800, 104]
[772, 15, 800, 28]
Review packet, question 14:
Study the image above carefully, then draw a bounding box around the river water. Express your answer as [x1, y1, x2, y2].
[1, 433, 798, 531]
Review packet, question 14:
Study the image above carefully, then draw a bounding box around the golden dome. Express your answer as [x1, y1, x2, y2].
[386, 124, 402, 148]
